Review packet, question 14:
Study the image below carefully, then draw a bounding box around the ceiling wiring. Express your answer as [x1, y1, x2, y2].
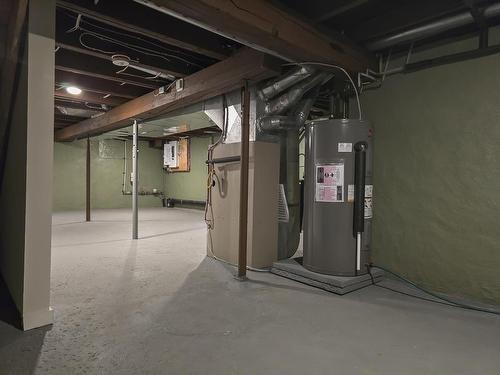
[78, 29, 206, 68]
[79, 32, 118, 54]
[114, 64, 166, 82]
[62, 9, 209, 61]
[60, 9, 208, 68]
[65, 13, 82, 33]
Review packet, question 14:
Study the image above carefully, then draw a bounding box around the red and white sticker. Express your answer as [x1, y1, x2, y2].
[315, 163, 344, 203]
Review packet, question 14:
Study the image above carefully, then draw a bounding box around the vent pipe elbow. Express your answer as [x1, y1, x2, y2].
[293, 85, 321, 126]
[258, 65, 315, 101]
[264, 72, 330, 116]
[258, 84, 322, 133]
[258, 116, 296, 132]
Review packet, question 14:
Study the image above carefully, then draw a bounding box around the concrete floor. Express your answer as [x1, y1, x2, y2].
[0, 207, 499, 374]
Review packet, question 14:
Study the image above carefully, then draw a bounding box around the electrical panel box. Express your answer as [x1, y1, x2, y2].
[163, 141, 179, 168]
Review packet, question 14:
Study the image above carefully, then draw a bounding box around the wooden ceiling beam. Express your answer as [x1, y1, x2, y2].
[54, 90, 127, 107]
[55, 65, 159, 90]
[55, 70, 144, 99]
[134, 0, 375, 72]
[56, 0, 228, 60]
[55, 98, 112, 111]
[54, 83, 135, 100]
[55, 48, 279, 141]
[54, 113, 89, 122]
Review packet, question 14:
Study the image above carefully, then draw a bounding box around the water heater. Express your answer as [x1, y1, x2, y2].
[303, 119, 373, 276]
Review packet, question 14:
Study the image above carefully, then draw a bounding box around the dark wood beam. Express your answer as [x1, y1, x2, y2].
[55, 42, 184, 79]
[135, 0, 374, 72]
[55, 113, 89, 122]
[54, 90, 127, 107]
[55, 122, 69, 129]
[56, 0, 229, 60]
[55, 98, 114, 111]
[55, 65, 159, 90]
[55, 70, 145, 99]
[55, 48, 279, 141]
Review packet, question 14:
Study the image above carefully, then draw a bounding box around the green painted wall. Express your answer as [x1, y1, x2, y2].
[163, 137, 211, 201]
[362, 52, 500, 305]
[53, 139, 164, 211]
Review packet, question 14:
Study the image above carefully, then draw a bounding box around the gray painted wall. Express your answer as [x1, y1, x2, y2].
[53, 139, 164, 211]
[362, 50, 500, 305]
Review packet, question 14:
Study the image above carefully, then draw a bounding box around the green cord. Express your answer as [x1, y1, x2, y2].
[369, 264, 500, 316]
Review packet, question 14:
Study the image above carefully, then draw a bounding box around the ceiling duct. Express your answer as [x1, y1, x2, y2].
[367, 2, 500, 51]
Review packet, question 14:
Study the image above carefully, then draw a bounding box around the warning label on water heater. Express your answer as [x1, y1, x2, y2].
[364, 185, 373, 219]
[315, 163, 344, 202]
[347, 184, 373, 219]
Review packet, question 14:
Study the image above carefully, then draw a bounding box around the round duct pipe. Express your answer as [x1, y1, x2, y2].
[367, 2, 500, 51]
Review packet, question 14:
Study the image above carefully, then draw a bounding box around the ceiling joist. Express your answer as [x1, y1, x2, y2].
[56, 0, 229, 60]
[55, 70, 145, 99]
[55, 65, 159, 90]
[134, 0, 375, 72]
[54, 90, 127, 107]
[55, 47, 280, 141]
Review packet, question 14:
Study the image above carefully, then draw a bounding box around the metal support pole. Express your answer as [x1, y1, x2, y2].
[132, 120, 139, 239]
[237, 81, 250, 279]
[86, 137, 91, 222]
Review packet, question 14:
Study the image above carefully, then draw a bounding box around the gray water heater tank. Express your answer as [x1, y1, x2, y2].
[303, 119, 373, 276]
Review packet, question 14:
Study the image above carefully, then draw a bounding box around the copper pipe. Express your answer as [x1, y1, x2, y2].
[85, 137, 91, 222]
[237, 81, 250, 279]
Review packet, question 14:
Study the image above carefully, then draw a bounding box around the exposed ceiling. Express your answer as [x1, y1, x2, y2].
[54, 0, 500, 139]
[53, 0, 238, 137]
[277, 0, 500, 53]
[97, 111, 221, 140]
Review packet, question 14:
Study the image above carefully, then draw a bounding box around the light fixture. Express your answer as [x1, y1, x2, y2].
[66, 86, 82, 95]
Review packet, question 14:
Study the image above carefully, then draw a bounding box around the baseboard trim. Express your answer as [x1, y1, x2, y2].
[23, 306, 54, 331]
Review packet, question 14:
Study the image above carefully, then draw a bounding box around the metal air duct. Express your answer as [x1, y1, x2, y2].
[264, 72, 330, 115]
[258, 65, 315, 101]
[367, 2, 500, 51]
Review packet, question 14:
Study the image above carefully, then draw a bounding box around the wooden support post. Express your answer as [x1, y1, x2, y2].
[86, 137, 91, 222]
[237, 81, 250, 279]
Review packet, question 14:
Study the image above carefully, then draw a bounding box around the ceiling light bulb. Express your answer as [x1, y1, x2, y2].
[66, 86, 82, 95]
